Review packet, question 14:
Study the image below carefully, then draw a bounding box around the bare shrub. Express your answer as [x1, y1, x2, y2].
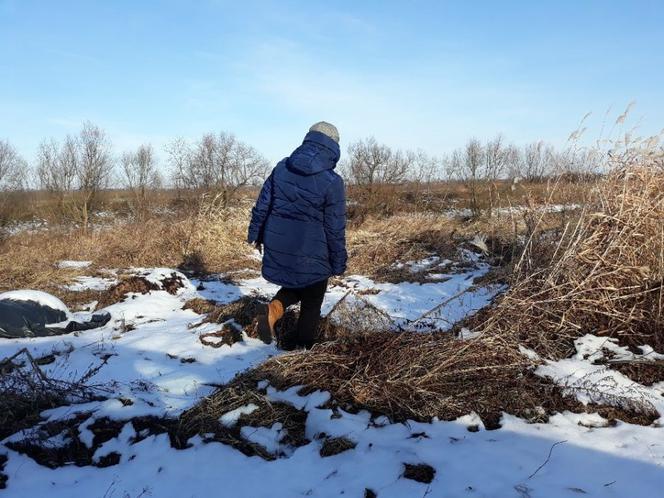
[0, 348, 108, 440]
[259, 332, 568, 425]
[446, 138, 484, 216]
[342, 138, 448, 216]
[520, 141, 555, 182]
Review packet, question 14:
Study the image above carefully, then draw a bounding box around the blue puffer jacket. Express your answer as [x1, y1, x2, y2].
[248, 131, 347, 288]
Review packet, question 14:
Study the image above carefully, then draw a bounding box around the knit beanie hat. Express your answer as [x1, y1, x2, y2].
[309, 121, 340, 144]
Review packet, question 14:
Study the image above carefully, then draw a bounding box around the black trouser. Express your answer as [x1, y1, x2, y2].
[274, 278, 328, 348]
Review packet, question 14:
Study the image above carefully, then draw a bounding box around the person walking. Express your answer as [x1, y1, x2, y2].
[247, 121, 347, 348]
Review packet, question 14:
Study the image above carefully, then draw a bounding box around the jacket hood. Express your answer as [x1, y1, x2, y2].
[286, 130, 341, 175]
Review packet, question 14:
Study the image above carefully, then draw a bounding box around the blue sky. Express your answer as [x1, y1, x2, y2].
[1, 0, 663, 165]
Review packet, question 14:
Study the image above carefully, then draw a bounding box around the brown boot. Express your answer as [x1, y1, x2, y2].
[257, 299, 284, 344]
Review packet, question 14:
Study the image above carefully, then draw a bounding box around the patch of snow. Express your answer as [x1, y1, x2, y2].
[57, 260, 92, 269]
[3, 267, 661, 498]
[220, 404, 259, 427]
[240, 423, 285, 454]
[132, 267, 195, 292]
[458, 327, 481, 340]
[536, 358, 662, 413]
[64, 276, 117, 292]
[535, 337, 664, 416]
[519, 345, 541, 361]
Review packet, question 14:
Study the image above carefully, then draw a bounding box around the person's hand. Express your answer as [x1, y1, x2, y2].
[252, 241, 263, 254]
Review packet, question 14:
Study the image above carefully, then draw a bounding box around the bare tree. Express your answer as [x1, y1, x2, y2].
[518, 141, 556, 182]
[76, 122, 113, 227]
[0, 139, 28, 224]
[168, 132, 268, 206]
[484, 135, 511, 216]
[345, 137, 414, 187]
[37, 137, 75, 194]
[165, 137, 191, 193]
[36, 122, 114, 227]
[121, 144, 161, 218]
[0, 139, 26, 190]
[408, 150, 442, 183]
[449, 138, 485, 216]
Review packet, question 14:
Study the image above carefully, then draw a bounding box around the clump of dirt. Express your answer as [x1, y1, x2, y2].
[96, 277, 158, 308]
[97, 273, 185, 308]
[199, 324, 244, 348]
[403, 463, 436, 483]
[587, 403, 660, 426]
[183, 297, 218, 315]
[6, 413, 97, 468]
[161, 273, 186, 294]
[319, 436, 356, 457]
[184, 296, 265, 328]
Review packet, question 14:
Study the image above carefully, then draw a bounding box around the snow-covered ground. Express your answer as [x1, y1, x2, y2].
[0, 260, 662, 497]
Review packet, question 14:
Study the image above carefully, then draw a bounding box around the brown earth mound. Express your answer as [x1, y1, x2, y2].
[97, 272, 185, 308]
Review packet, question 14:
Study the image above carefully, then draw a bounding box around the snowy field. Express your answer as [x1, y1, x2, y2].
[0, 256, 663, 497]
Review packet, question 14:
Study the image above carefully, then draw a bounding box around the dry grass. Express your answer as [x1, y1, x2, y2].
[176, 373, 309, 459]
[0, 202, 255, 297]
[473, 158, 664, 358]
[259, 332, 563, 426]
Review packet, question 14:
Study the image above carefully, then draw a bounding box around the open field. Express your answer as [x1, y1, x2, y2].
[1, 145, 663, 497]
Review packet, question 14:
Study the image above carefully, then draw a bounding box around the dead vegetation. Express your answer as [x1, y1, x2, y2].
[252, 152, 664, 426]
[257, 332, 650, 428]
[175, 373, 309, 459]
[0, 349, 109, 440]
[472, 159, 664, 358]
[1, 140, 662, 478]
[0, 204, 255, 296]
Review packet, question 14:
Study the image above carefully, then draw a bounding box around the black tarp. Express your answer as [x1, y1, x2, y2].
[0, 297, 111, 338]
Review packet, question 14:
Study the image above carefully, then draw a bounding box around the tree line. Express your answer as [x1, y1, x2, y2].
[0, 121, 598, 225]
